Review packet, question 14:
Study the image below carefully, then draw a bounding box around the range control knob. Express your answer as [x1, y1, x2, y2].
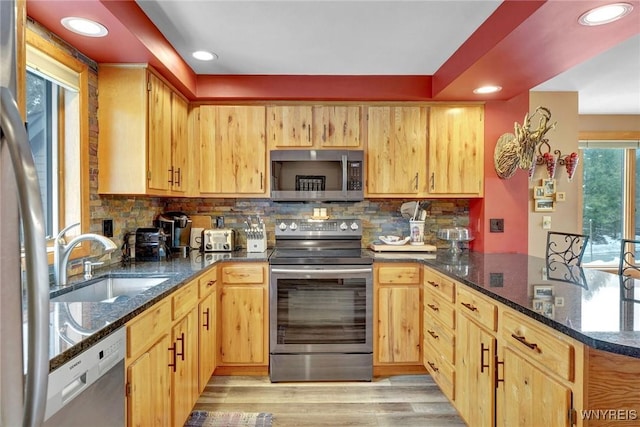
[278, 222, 287, 231]
[339, 222, 348, 231]
[289, 222, 298, 230]
[350, 222, 359, 230]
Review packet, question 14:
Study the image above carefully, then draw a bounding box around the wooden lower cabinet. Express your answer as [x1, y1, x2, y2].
[374, 263, 422, 369]
[499, 346, 572, 426]
[198, 276, 217, 392]
[170, 308, 198, 427]
[456, 310, 496, 427]
[127, 334, 171, 427]
[218, 263, 269, 369]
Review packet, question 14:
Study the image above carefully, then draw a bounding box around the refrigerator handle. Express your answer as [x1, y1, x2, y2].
[1, 86, 50, 427]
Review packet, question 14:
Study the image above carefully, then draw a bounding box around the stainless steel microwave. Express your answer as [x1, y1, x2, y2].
[270, 150, 364, 202]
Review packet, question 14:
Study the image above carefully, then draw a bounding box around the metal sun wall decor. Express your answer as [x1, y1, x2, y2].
[493, 106, 578, 181]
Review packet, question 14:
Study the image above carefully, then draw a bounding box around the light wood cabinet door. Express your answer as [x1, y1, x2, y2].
[428, 105, 484, 196]
[267, 105, 313, 148]
[198, 290, 217, 392]
[147, 73, 172, 192]
[375, 285, 422, 364]
[499, 346, 572, 427]
[171, 308, 199, 427]
[456, 313, 495, 427]
[218, 284, 268, 365]
[127, 334, 171, 427]
[366, 106, 427, 196]
[170, 93, 189, 193]
[200, 105, 267, 195]
[312, 105, 362, 148]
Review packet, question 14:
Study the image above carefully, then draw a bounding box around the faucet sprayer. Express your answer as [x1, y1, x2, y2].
[54, 223, 118, 286]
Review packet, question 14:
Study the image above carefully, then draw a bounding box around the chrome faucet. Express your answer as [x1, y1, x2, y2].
[54, 223, 118, 286]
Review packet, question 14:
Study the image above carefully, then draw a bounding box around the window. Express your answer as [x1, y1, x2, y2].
[25, 28, 89, 259]
[580, 140, 639, 266]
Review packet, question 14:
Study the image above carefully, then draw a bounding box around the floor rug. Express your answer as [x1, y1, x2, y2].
[185, 411, 273, 427]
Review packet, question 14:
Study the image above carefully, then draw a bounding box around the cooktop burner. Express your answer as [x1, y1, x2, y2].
[270, 219, 372, 265]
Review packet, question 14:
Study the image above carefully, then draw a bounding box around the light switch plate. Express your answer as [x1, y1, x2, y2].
[542, 216, 551, 230]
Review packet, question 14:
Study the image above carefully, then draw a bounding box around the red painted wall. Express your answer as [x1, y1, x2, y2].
[470, 92, 529, 254]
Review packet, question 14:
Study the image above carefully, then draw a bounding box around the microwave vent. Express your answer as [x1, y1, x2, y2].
[296, 175, 325, 191]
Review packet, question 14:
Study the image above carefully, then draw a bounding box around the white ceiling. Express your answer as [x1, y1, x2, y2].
[136, 0, 640, 114]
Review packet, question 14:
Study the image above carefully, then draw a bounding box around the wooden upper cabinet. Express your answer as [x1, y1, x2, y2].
[267, 106, 313, 148]
[98, 65, 192, 196]
[199, 105, 267, 195]
[312, 105, 361, 148]
[428, 105, 484, 197]
[170, 93, 189, 194]
[267, 105, 362, 149]
[366, 106, 428, 197]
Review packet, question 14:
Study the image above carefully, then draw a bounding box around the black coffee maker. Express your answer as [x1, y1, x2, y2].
[157, 212, 192, 255]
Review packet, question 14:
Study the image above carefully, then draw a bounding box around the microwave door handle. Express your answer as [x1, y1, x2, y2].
[341, 154, 348, 192]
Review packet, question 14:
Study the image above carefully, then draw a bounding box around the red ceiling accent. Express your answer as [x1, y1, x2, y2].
[26, 0, 640, 102]
[433, 0, 640, 101]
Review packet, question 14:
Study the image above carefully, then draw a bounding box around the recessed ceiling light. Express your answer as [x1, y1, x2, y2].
[192, 51, 218, 61]
[578, 3, 633, 26]
[473, 85, 502, 94]
[61, 17, 108, 37]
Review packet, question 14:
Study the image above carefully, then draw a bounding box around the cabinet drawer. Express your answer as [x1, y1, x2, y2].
[377, 264, 421, 285]
[423, 267, 456, 303]
[198, 267, 217, 298]
[127, 298, 170, 360]
[502, 311, 575, 382]
[423, 316, 455, 366]
[221, 264, 265, 284]
[423, 344, 455, 402]
[423, 287, 455, 330]
[172, 280, 198, 320]
[456, 287, 497, 332]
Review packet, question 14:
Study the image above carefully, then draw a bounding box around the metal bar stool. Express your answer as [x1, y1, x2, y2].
[619, 239, 640, 278]
[546, 231, 589, 266]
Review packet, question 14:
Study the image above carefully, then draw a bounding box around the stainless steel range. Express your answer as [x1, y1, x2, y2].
[269, 218, 373, 382]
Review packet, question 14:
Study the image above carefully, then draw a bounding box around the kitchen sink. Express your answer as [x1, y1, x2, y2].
[50, 276, 170, 303]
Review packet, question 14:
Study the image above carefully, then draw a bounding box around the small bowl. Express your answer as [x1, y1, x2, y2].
[379, 235, 401, 242]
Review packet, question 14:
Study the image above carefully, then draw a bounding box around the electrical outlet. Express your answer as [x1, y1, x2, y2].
[542, 216, 552, 230]
[489, 218, 504, 233]
[103, 219, 113, 237]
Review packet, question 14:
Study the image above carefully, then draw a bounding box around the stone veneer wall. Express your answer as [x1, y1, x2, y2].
[164, 198, 470, 249]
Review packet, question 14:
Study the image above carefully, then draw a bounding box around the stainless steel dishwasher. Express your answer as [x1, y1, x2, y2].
[43, 327, 126, 427]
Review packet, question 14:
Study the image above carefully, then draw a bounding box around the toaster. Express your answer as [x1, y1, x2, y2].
[202, 229, 235, 252]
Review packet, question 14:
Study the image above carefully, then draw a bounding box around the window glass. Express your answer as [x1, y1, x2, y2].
[581, 142, 640, 266]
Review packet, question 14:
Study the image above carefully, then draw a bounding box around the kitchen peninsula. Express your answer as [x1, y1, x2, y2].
[47, 250, 640, 426]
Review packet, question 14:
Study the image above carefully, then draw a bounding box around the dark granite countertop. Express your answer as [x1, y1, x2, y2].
[47, 250, 271, 371]
[369, 250, 640, 359]
[48, 248, 640, 372]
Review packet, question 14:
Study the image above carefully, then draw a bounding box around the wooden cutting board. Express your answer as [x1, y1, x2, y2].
[368, 243, 437, 252]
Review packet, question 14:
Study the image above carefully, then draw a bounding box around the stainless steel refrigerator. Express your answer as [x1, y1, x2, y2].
[1, 0, 51, 426]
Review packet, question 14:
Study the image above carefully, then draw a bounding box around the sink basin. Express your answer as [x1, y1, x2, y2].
[51, 276, 170, 303]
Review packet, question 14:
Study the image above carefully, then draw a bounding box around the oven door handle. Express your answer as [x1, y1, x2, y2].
[271, 267, 373, 275]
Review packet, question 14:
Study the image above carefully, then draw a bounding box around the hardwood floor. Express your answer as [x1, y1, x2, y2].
[193, 375, 466, 426]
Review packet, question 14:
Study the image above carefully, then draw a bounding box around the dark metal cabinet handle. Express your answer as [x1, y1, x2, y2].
[168, 344, 177, 372]
[428, 330, 439, 340]
[203, 308, 210, 330]
[427, 280, 439, 288]
[427, 361, 439, 372]
[176, 333, 185, 360]
[174, 167, 181, 186]
[461, 302, 478, 312]
[480, 342, 490, 373]
[511, 334, 540, 352]
[430, 172, 435, 191]
[168, 167, 174, 185]
[427, 303, 439, 312]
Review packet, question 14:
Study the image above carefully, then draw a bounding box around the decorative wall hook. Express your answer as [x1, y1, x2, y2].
[534, 139, 579, 181]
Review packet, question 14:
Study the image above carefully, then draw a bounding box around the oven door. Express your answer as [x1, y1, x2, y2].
[269, 265, 373, 355]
